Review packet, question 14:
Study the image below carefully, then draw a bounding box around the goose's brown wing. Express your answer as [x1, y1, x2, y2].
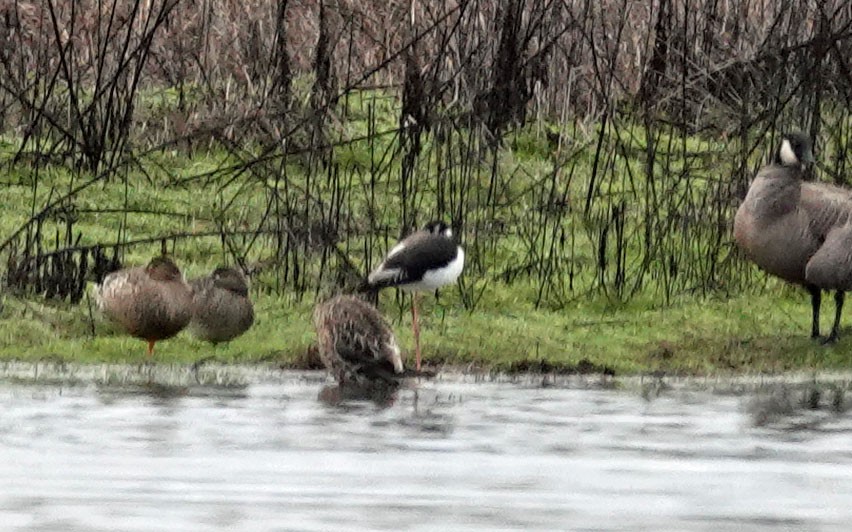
[806, 223, 852, 290]
[800, 182, 852, 240]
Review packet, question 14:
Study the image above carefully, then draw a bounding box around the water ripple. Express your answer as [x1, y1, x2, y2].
[1, 372, 852, 530]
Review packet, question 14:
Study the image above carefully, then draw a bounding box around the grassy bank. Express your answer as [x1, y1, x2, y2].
[0, 284, 848, 375]
[4, 0, 852, 379]
[1, 86, 850, 375]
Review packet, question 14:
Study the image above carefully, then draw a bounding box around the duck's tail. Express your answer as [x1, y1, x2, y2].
[354, 280, 381, 306]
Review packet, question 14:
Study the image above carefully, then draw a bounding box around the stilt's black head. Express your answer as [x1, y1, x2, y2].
[423, 220, 453, 238]
[775, 131, 815, 169]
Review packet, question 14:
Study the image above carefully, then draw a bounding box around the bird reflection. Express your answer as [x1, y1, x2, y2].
[317, 381, 399, 408]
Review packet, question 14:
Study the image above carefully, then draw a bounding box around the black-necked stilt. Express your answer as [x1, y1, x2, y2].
[313, 294, 404, 385]
[188, 267, 255, 345]
[360, 220, 465, 371]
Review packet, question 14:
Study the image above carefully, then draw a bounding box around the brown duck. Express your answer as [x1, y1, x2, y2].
[95, 256, 193, 356]
[188, 267, 255, 345]
[734, 131, 852, 342]
[313, 294, 404, 385]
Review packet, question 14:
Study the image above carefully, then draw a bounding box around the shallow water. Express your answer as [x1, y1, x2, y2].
[2, 365, 852, 531]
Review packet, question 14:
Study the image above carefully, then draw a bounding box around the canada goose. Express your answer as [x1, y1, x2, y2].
[313, 294, 404, 385]
[359, 220, 464, 371]
[95, 256, 193, 356]
[188, 266, 254, 345]
[733, 131, 852, 342]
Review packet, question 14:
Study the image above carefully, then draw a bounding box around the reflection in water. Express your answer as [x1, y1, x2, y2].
[747, 384, 849, 430]
[317, 381, 399, 408]
[1, 372, 852, 531]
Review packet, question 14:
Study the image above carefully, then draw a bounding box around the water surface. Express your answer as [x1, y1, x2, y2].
[2, 364, 852, 531]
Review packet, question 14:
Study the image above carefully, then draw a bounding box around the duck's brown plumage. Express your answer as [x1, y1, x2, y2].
[313, 295, 403, 385]
[189, 267, 254, 345]
[95, 256, 193, 355]
[734, 131, 852, 341]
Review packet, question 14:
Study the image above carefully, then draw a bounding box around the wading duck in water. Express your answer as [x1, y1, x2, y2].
[95, 255, 193, 356]
[734, 131, 852, 342]
[188, 266, 254, 345]
[359, 220, 464, 371]
[313, 294, 404, 385]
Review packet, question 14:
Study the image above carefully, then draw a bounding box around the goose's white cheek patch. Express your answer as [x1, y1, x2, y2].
[779, 139, 798, 166]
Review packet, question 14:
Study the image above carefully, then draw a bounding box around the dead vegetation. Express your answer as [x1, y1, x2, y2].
[0, 0, 850, 308]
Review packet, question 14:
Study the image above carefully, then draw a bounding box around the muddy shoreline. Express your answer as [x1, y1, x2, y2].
[2, 360, 852, 393]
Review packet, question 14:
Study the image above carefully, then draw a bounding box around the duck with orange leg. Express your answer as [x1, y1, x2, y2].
[95, 255, 193, 357]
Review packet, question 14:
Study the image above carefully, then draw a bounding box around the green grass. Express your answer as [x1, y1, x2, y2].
[2, 88, 852, 375]
[0, 282, 849, 375]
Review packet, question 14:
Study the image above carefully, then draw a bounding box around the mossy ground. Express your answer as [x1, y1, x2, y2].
[2, 90, 850, 376]
[0, 283, 849, 376]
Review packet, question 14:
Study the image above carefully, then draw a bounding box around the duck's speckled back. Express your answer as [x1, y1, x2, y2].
[313, 295, 403, 384]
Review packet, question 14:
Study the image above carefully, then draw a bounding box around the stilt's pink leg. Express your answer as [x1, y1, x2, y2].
[411, 293, 421, 372]
[147, 340, 156, 357]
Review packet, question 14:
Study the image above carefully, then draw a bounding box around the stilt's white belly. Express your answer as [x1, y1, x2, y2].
[403, 247, 465, 292]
